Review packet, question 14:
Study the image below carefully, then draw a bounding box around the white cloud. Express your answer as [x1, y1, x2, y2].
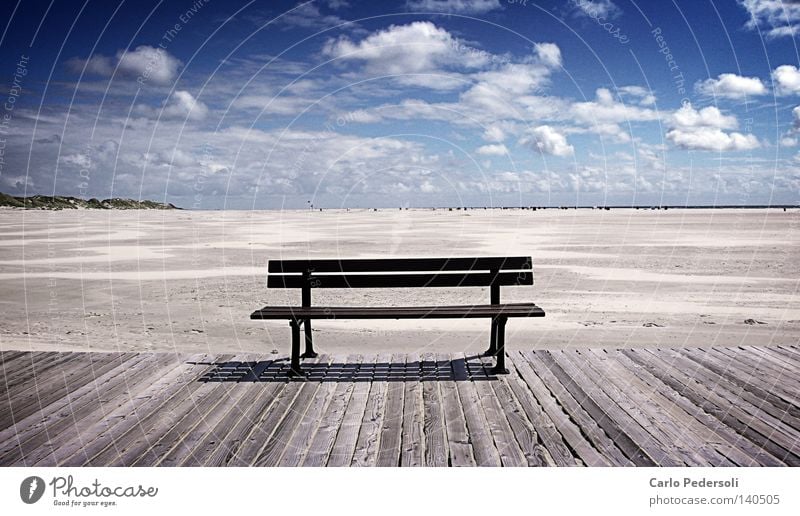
[666, 128, 760, 151]
[772, 64, 800, 95]
[572, 0, 620, 19]
[482, 125, 506, 142]
[618, 85, 656, 106]
[737, 0, 800, 38]
[476, 143, 508, 156]
[523, 126, 574, 156]
[276, 2, 357, 30]
[68, 45, 182, 85]
[571, 88, 659, 125]
[406, 0, 502, 14]
[533, 42, 562, 68]
[232, 95, 316, 115]
[323, 21, 487, 90]
[166, 91, 208, 120]
[695, 73, 768, 99]
[793, 105, 800, 130]
[670, 103, 738, 130]
[666, 103, 759, 151]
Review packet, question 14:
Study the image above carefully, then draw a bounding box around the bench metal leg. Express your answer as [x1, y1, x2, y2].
[288, 319, 305, 377]
[483, 319, 498, 357]
[302, 320, 318, 358]
[491, 317, 509, 375]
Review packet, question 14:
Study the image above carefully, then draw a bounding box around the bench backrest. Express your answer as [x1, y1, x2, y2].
[267, 257, 533, 305]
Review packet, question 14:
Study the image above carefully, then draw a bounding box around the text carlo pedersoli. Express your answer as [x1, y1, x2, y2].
[651, 477, 739, 488]
[50, 476, 158, 498]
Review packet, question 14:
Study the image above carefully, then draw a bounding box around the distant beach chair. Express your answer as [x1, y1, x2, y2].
[251, 257, 545, 376]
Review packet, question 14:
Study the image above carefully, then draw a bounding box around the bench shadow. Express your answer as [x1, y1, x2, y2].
[192, 355, 502, 382]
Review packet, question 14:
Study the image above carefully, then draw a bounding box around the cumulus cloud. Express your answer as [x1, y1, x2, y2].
[406, 0, 502, 14]
[476, 143, 508, 156]
[323, 21, 486, 90]
[670, 103, 738, 130]
[67, 45, 182, 85]
[772, 64, 800, 95]
[618, 85, 656, 106]
[522, 126, 574, 156]
[164, 91, 208, 120]
[666, 129, 760, 151]
[571, 0, 621, 19]
[136, 90, 208, 120]
[695, 73, 768, 99]
[533, 42, 562, 68]
[571, 88, 659, 124]
[666, 102, 759, 151]
[737, 0, 800, 38]
[482, 125, 506, 142]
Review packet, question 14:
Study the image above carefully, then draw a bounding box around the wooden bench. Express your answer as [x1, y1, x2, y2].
[250, 257, 545, 376]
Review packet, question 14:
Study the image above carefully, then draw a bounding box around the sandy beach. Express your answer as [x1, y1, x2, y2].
[0, 208, 797, 356]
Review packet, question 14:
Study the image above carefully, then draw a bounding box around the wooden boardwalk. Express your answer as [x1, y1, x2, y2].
[1, 345, 798, 466]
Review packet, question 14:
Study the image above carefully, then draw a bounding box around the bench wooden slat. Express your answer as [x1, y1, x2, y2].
[267, 271, 532, 289]
[268, 256, 532, 273]
[251, 303, 545, 320]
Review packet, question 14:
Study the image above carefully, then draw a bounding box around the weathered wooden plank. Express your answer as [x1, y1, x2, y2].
[475, 370, 527, 466]
[682, 348, 800, 423]
[703, 348, 800, 408]
[544, 350, 673, 466]
[327, 356, 374, 466]
[79, 354, 235, 466]
[522, 351, 628, 466]
[420, 353, 448, 467]
[608, 349, 776, 466]
[376, 354, 407, 467]
[436, 353, 475, 467]
[0, 353, 134, 436]
[1, 353, 89, 418]
[1, 352, 74, 390]
[736, 347, 800, 384]
[0, 352, 132, 425]
[351, 353, 392, 467]
[37, 353, 205, 466]
[658, 348, 800, 450]
[301, 355, 362, 467]
[571, 349, 727, 466]
[452, 353, 501, 467]
[0, 353, 146, 461]
[774, 345, 800, 365]
[488, 370, 550, 466]
[400, 353, 424, 467]
[8, 353, 174, 466]
[253, 357, 329, 467]
[625, 349, 798, 465]
[0, 350, 28, 367]
[201, 383, 285, 466]
[158, 376, 260, 467]
[278, 356, 348, 467]
[502, 353, 573, 466]
[226, 378, 305, 466]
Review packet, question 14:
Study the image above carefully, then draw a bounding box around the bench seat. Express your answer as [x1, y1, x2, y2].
[251, 303, 545, 320]
[252, 256, 544, 376]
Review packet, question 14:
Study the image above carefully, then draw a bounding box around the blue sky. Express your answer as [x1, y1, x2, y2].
[1, 0, 799, 208]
